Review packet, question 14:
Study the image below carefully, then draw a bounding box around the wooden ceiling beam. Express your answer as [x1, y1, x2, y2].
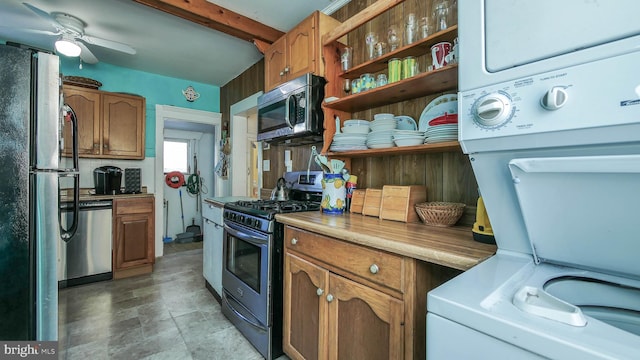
[133, 0, 285, 44]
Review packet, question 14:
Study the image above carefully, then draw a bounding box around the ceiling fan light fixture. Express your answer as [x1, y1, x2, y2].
[55, 36, 81, 57]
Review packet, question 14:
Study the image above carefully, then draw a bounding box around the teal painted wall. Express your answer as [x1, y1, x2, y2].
[60, 59, 220, 157]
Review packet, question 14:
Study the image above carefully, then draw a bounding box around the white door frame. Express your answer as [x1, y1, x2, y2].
[230, 92, 262, 196]
[155, 105, 222, 257]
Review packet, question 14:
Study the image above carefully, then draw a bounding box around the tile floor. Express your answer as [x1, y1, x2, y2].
[58, 242, 289, 360]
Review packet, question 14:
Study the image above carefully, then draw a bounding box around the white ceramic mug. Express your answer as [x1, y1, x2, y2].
[431, 42, 452, 69]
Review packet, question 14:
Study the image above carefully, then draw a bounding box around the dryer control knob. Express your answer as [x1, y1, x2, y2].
[473, 91, 514, 128]
[541, 86, 568, 110]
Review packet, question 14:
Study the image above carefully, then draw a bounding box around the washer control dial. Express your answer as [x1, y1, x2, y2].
[472, 91, 514, 128]
[541, 86, 568, 110]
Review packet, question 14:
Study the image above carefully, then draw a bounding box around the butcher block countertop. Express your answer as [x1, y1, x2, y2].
[276, 212, 497, 271]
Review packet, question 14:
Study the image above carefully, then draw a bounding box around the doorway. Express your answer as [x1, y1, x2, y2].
[230, 92, 262, 197]
[155, 105, 222, 257]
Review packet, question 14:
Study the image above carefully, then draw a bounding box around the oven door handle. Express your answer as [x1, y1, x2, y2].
[224, 223, 268, 246]
[222, 292, 267, 331]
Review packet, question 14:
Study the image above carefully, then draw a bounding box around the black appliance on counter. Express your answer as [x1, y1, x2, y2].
[221, 171, 323, 360]
[93, 166, 123, 195]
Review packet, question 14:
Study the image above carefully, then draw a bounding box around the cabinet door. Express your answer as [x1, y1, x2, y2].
[102, 94, 145, 159]
[202, 219, 215, 284]
[327, 273, 404, 360]
[114, 212, 154, 269]
[284, 253, 329, 360]
[63, 87, 101, 156]
[265, 36, 287, 91]
[286, 15, 316, 80]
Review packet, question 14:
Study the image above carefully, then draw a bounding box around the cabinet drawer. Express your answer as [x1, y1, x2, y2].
[285, 227, 403, 292]
[115, 197, 154, 215]
[202, 201, 223, 222]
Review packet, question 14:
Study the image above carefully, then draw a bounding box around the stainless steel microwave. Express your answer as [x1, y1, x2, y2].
[257, 73, 326, 144]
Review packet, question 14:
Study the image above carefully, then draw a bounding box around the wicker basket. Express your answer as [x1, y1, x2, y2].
[415, 202, 465, 227]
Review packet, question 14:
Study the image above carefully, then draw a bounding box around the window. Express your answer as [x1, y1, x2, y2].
[163, 139, 190, 173]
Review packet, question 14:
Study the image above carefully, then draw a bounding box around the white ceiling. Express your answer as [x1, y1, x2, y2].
[0, 0, 341, 86]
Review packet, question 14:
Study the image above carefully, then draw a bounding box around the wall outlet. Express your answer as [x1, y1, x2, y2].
[263, 159, 270, 172]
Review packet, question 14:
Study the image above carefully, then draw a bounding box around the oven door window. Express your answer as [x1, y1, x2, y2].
[226, 233, 262, 293]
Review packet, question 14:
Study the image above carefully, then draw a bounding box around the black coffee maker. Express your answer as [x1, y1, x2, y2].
[93, 166, 123, 195]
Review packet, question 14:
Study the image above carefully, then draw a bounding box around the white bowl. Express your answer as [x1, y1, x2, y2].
[344, 119, 370, 127]
[342, 126, 369, 134]
[374, 113, 395, 120]
[394, 138, 425, 147]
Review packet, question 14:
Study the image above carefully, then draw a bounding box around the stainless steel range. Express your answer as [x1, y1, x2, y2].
[221, 171, 322, 360]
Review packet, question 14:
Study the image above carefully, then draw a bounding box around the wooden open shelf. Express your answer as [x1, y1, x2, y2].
[327, 141, 461, 158]
[324, 65, 457, 113]
[338, 26, 458, 79]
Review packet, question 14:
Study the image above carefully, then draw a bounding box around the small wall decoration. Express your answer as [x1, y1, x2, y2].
[182, 85, 200, 102]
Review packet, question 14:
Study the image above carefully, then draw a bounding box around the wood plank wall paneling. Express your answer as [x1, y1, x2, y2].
[220, 59, 265, 134]
[221, 0, 478, 224]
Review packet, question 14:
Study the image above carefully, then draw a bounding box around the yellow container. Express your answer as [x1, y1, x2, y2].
[402, 56, 417, 79]
[388, 58, 402, 83]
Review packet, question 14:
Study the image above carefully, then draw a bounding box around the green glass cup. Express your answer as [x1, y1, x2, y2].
[388, 58, 402, 83]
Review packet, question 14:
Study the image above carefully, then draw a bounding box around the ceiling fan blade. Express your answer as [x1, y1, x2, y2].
[77, 42, 98, 64]
[0, 26, 60, 36]
[80, 34, 136, 55]
[22, 2, 64, 31]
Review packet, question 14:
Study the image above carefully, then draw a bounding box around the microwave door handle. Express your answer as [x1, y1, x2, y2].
[284, 94, 294, 129]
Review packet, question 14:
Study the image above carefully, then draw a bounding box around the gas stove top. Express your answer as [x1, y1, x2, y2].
[223, 171, 323, 233]
[223, 199, 320, 233]
[225, 199, 320, 218]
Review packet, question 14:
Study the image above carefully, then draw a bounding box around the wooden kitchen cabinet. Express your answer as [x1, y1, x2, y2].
[283, 225, 433, 360]
[63, 85, 145, 159]
[264, 11, 341, 91]
[113, 197, 155, 279]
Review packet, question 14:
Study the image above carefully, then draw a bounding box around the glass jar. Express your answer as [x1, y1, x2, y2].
[341, 46, 352, 71]
[433, 0, 451, 32]
[365, 32, 378, 60]
[402, 56, 418, 79]
[420, 17, 430, 39]
[387, 25, 401, 51]
[405, 13, 417, 45]
[376, 74, 388, 87]
[360, 73, 376, 91]
[388, 58, 402, 83]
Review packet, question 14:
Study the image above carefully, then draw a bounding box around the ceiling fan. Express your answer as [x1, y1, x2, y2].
[18, 2, 136, 64]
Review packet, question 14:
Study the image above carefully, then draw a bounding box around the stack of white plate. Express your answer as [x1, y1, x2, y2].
[370, 113, 397, 132]
[424, 124, 458, 143]
[392, 129, 426, 147]
[331, 132, 368, 151]
[366, 129, 395, 149]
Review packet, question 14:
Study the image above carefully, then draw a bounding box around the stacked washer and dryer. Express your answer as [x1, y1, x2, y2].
[426, 1, 640, 359]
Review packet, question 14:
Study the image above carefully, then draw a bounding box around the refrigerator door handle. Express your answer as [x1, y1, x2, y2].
[60, 173, 80, 241]
[63, 103, 79, 171]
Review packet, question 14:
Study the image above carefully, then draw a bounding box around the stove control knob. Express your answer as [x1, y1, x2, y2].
[541, 86, 568, 110]
[291, 238, 298, 245]
[473, 91, 514, 128]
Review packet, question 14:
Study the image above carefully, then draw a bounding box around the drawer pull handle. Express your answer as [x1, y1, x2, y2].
[369, 264, 379, 274]
[326, 294, 334, 302]
[291, 238, 298, 245]
[316, 288, 324, 296]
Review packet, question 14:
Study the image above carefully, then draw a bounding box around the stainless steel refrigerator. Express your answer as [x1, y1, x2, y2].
[0, 44, 79, 340]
